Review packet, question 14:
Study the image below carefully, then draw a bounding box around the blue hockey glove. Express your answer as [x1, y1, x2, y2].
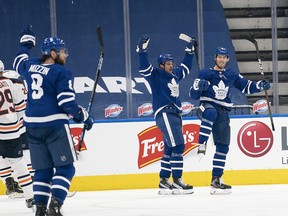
[193, 79, 210, 92]
[185, 37, 197, 54]
[73, 106, 94, 131]
[73, 106, 89, 123]
[257, 80, 270, 91]
[19, 24, 35, 47]
[136, 34, 150, 53]
[84, 117, 94, 131]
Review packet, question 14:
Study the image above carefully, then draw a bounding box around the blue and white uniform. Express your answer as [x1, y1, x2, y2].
[13, 44, 78, 207]
[14, 47, 80, 128]
[190, 66, 263, 178]
[139, 51, 193, 180]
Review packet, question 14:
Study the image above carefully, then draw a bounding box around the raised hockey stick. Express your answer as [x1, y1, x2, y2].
[179, 33, 200, 69]
[77, 25, 104, 152]
[244, 36, 275, 131]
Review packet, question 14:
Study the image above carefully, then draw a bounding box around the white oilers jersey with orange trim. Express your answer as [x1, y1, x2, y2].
[0, 76, 26, 140]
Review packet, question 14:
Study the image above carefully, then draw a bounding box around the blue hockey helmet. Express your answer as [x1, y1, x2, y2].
[41, 37, 66, 55]
[215, 46, 229, 57]
[157, 54, 173, 65]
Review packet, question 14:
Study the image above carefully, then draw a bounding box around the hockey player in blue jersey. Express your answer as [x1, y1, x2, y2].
[137, 34, 197, 195]
[13, 25, 94, 216]
[189, 46, 270, 195]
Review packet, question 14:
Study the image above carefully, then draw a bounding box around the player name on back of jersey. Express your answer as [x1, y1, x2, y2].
[0, 80, 9, 88]
[28, 64, 50, 75]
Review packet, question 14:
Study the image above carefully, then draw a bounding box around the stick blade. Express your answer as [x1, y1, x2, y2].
[179, 33, 192, 43]
[96, 25, 104, 52]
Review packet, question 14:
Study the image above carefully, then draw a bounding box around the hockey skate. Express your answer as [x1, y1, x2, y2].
[172, 178, 194, 195]
[35, 203, 47, 216]
[26, 197, 36, 212]
[158, 177, 173, 195]
[5, 177, 24, 199]
[210, 176, 232, 195]
[47, 196, 63, 216]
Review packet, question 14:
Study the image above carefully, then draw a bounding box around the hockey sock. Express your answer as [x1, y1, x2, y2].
[170, 153, 183, 178]
[33, 168, 53, 206]
[170, 145, 184, 178]
[7, 157, 33, 199]
[51, 164, 75, 205]
[0, 157, 13, 183]
[23, 150, 35, 178]
[159, 154, 171, 178]
[199, 108, 217, 144]
[212, 143, 229, 177]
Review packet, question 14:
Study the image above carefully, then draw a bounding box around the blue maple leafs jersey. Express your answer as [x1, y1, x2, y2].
[189, 67, 261, 109]
[139, 52, 193, 117]
[13, 46, 80, 127]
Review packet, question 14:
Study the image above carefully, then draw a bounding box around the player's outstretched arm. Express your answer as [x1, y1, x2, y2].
[13, 25, 35, 73]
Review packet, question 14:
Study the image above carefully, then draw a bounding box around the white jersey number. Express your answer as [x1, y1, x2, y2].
[31, 74, 44, 99]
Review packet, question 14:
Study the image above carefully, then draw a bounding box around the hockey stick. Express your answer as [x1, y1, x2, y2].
[77, 25, 104, 152]
[244, 36, 275, 131]
[179, 33, 200, 69]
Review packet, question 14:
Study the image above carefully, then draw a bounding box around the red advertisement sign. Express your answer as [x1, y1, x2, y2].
[70, 127, 87, 151]
[137, 123, 200, 168]
[237, 121, 273, 157]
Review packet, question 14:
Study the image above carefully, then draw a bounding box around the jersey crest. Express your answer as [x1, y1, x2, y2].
[212, 80, 229, 100]
[168, 78, 179, 97]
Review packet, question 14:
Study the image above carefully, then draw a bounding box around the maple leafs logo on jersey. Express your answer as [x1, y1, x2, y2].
[212, 80, 228, 100]
[167, 78, 179, 97]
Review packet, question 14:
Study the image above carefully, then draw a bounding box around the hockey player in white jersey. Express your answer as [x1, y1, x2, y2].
[14, 25, 93, 216]
[189, 47, 270, 194]
[0, 60, 35, 209]
[137, 34, 196, 195]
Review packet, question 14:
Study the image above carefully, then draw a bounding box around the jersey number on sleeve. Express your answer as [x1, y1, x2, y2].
[0, 89, 15, 116]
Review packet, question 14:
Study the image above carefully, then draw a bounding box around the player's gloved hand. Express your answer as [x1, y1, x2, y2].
[84, 117, 94, 131]
[73, 106, 93, 131]
[194, 78, 210, 92]
[73, 106, 94, 131]
[197, 143, 207, 161]
[257, 80, 270, 91]
[185, 37, 197, 54]
[19, 24, 35, 47]
[136, 34, 150, 53]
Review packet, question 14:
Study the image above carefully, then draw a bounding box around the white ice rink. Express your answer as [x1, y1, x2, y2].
[1, 184, 288, 216]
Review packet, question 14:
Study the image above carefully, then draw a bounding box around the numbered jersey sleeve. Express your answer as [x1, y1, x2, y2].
[0, 77, 26, 139]
[14, 45, 80, 127]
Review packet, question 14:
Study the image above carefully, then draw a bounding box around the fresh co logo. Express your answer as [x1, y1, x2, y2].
[237, 121, 273, 157]
[70, 127, 87, 152]
[137, 123, 200, 168]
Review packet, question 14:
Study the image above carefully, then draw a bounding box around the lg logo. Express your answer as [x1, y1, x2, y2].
[237, 121, 274, 157]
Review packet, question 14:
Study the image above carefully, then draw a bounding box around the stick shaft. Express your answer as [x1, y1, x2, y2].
[78, 26, 104, 152]
[245, 37, 275, 131]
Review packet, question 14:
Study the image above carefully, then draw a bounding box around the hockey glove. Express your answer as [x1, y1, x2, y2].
[197, 143, 207, 161]
[136, 34, 150, 53]
[19, 24, 35, 47]
[193, 79, 210, 92]
[73, 106, 94, 131]
[185, 37, 197, 55]
[84, 117, 94, 131]
[257, 80, 270, 91]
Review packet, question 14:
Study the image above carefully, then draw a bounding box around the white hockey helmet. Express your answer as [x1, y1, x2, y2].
[0, 60, 4, 72]
[3, 70, 20, 79]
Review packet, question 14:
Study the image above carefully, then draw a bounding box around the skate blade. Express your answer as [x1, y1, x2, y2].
[13, 192, 25, 199]
[172, 189, 194, 195]
[67, 191, 77, 198]
[30, 205, 36, 213]
[210, 188, 232, 195]
[158, 188, 173, 195]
